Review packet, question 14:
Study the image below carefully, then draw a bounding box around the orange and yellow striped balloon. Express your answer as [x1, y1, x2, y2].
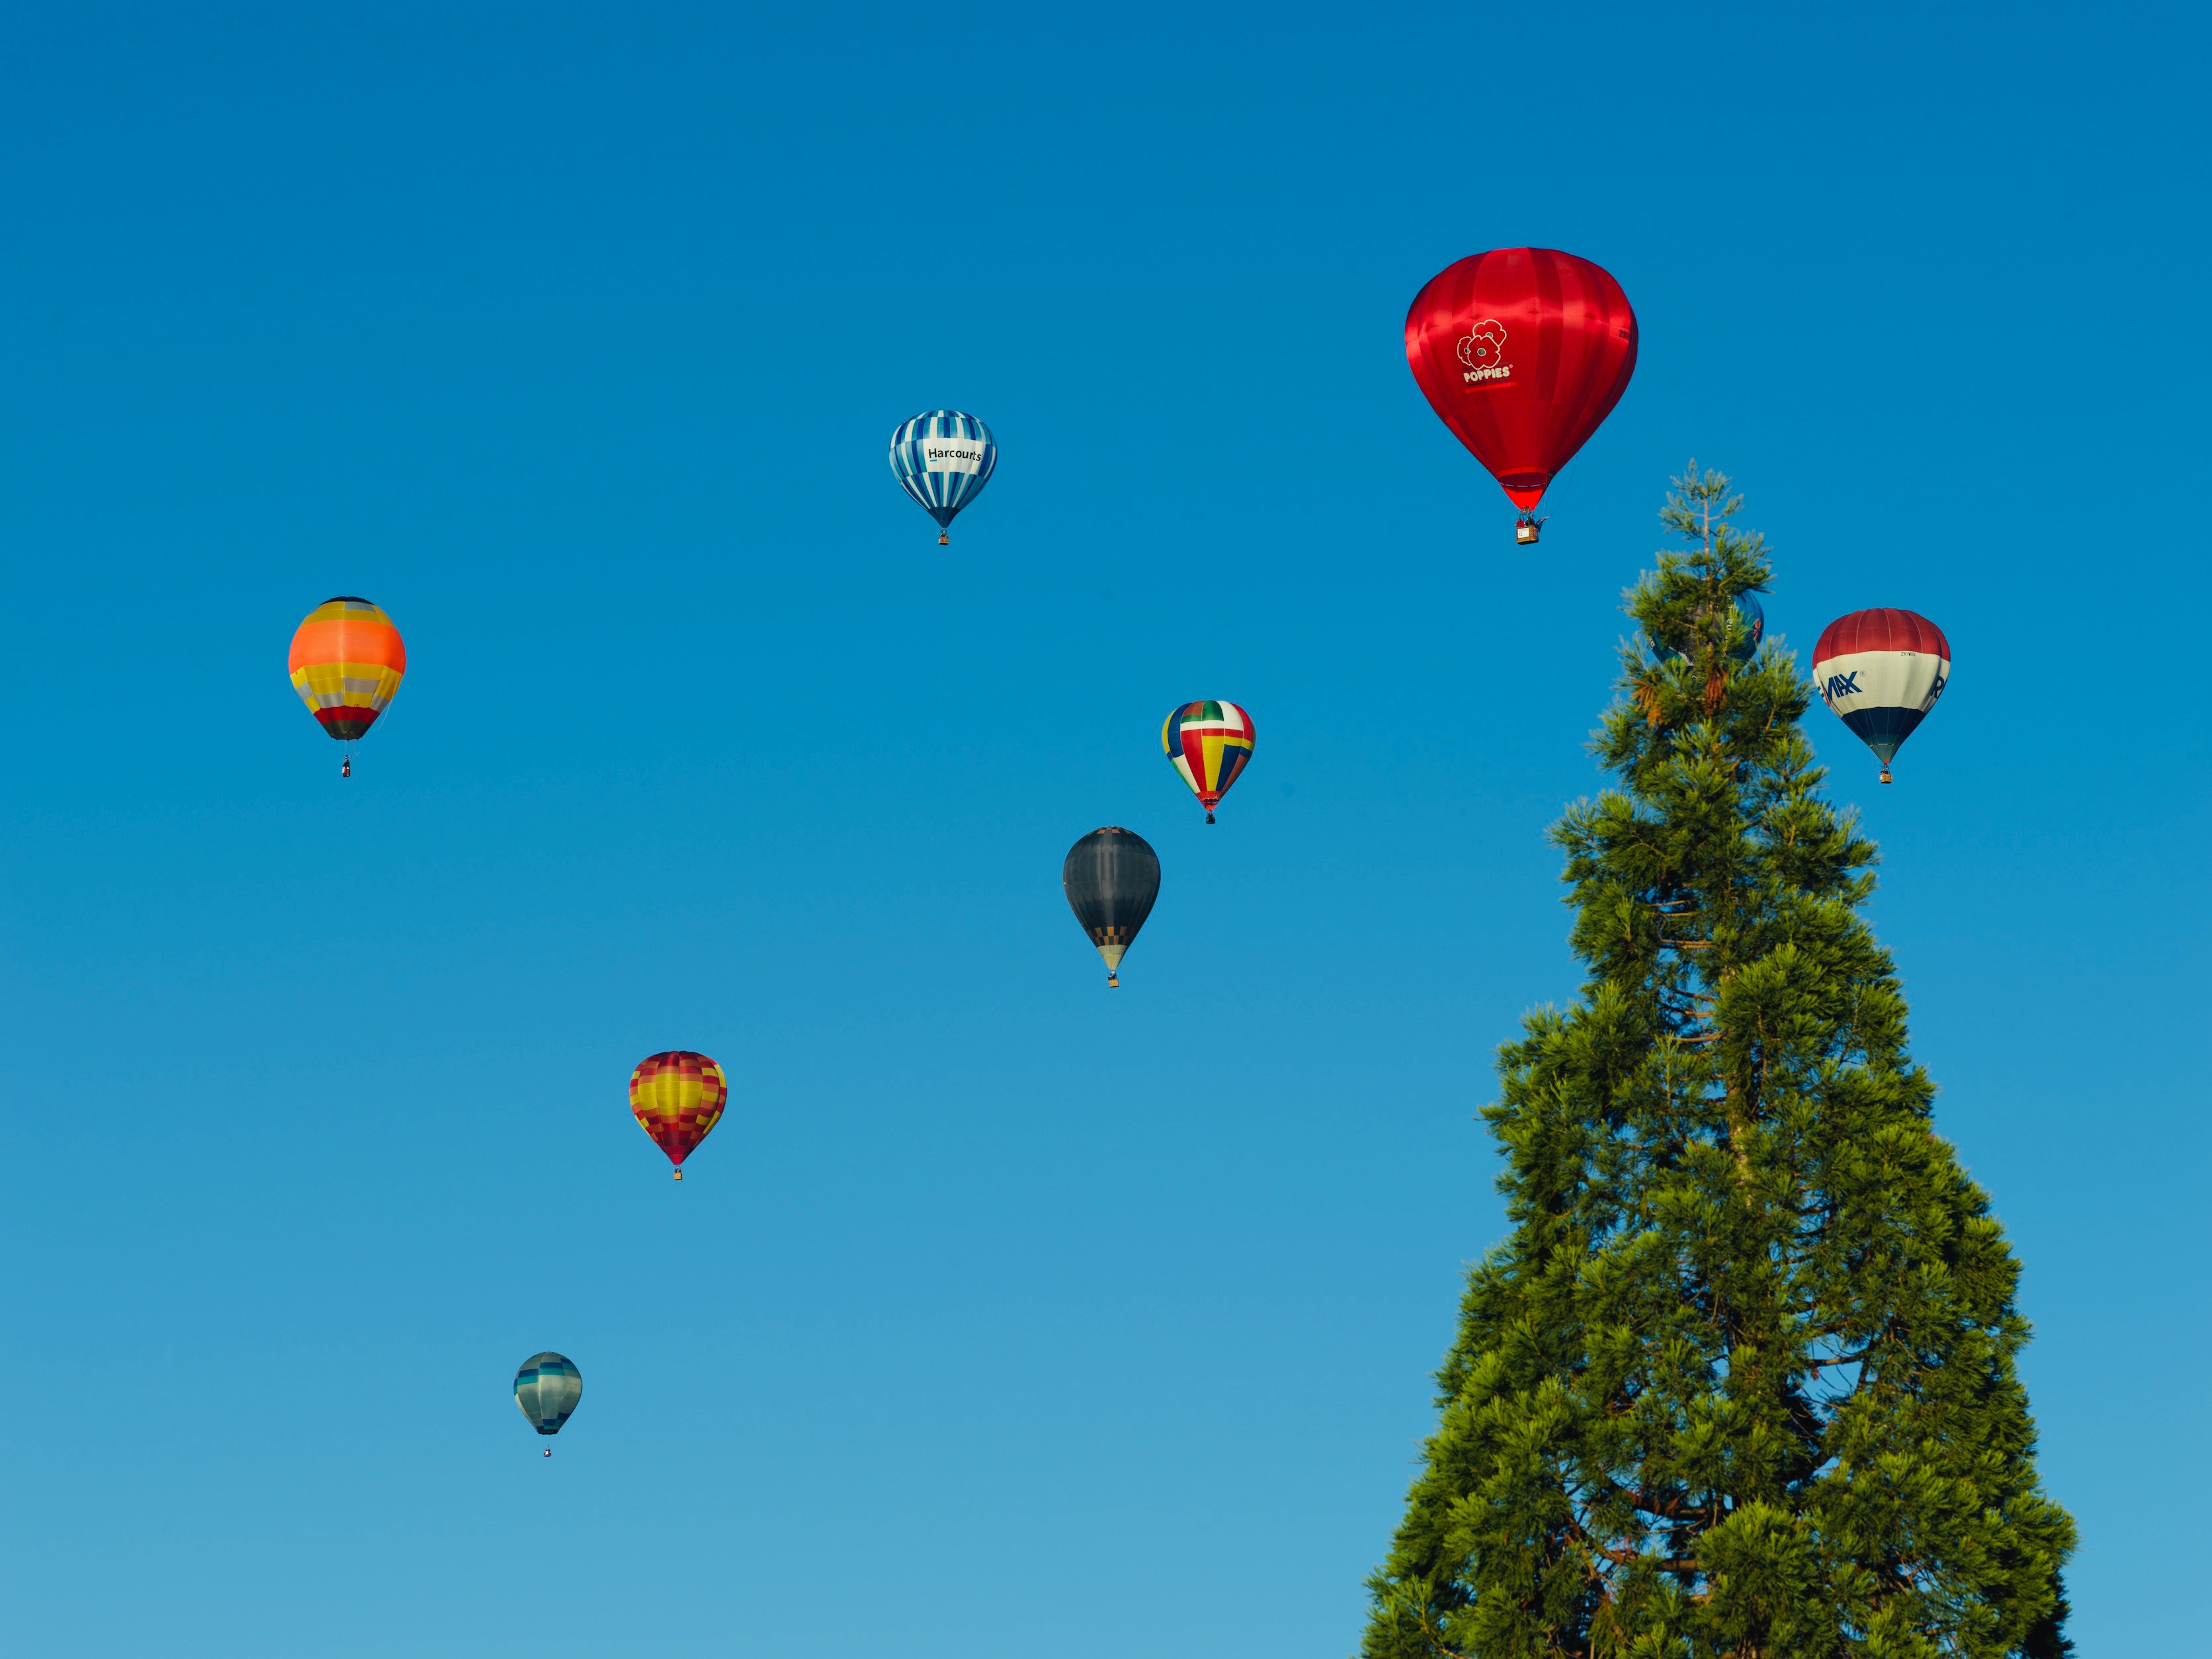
[288, 597, 406, 742]
[629, 1051, 728, 1178]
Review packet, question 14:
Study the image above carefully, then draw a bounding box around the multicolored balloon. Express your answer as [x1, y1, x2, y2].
[1162, 701, 1257, 824]
[1812, 609, 1951, 785]
[629, 1051, 728, 1179]
[514, 1351, 582, 1455]
[1654, 591, 1765, 665]
[1404, 249, 1638, 539]
[888, 411, 996, 544]
[287, 597, 405, 777]
[1062, 828, 1160, 988]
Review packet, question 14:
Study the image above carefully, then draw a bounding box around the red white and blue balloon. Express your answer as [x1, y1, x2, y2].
[889, 411, 996, 542]
[1812, 609, 1951, 783]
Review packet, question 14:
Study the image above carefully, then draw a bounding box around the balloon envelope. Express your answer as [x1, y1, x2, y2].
[1812, 609, 1951, 774]
[288, 597, 405, 740]
[630, 1051, 728, 1171]
[1654, 591, 1765, 665]
[1162, 701, 1256, 820]
[514, 1351, 583, 1435]
[888, 411, 997, 531]
[1062, 828, 1160, 982]
[1405, 249, 1638, 511]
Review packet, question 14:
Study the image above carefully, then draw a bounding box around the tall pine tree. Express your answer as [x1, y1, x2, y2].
[1363, 470, 2074, 1658]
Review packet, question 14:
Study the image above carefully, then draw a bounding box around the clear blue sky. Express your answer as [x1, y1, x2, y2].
[0, 4, 2203, 1654]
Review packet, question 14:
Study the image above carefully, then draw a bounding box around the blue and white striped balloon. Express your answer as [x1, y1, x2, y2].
[888, 411, 996, 540]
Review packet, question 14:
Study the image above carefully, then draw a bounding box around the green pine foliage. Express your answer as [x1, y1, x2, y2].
[1362, 470, 2074, 1659]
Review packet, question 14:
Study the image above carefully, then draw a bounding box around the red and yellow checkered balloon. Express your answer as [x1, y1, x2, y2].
[630, 1051, 728, 1177]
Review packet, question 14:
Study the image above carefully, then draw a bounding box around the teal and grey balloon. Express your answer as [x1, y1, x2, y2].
[514, 1352, 583, 1453]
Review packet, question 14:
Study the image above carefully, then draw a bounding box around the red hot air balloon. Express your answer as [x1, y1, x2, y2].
[1405, 249, 1638, 542]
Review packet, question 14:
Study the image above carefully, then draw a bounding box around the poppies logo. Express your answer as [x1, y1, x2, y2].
[1457, 319, 1510, 384]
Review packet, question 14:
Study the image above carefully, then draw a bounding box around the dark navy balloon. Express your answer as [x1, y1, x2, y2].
[1062, 828, 1160, 988]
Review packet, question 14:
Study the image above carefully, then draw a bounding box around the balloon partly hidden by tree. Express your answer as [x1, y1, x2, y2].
[1361, 468, 2074, 1659]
